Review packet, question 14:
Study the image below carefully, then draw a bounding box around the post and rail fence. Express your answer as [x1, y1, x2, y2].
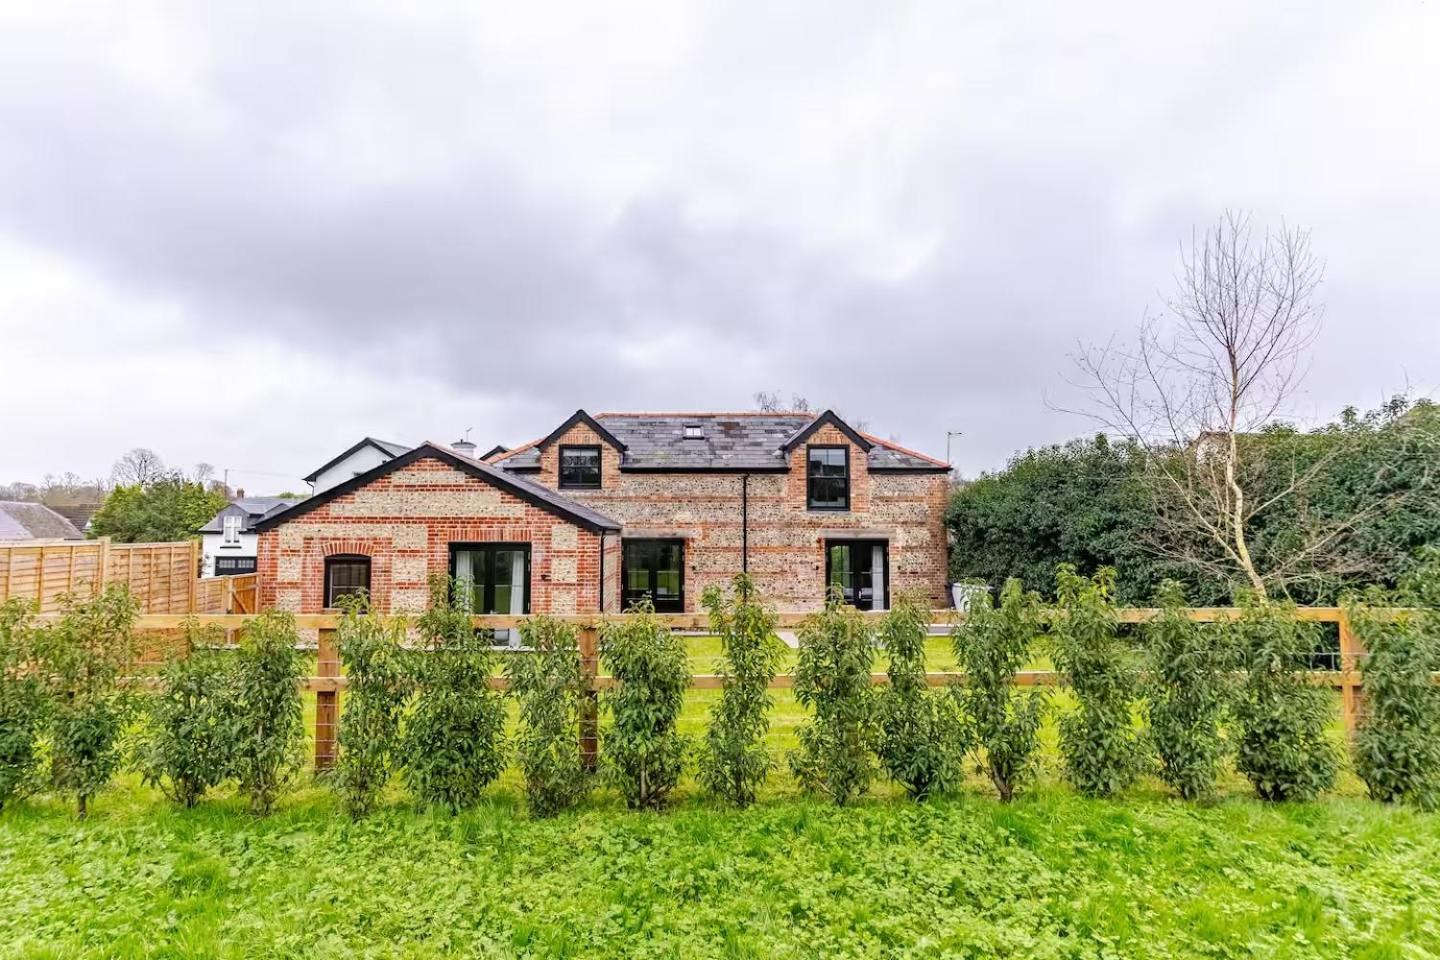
[88, 605, 1393, 774]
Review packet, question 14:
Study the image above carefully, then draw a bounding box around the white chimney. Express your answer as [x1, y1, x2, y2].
[451, 437, 477, 459]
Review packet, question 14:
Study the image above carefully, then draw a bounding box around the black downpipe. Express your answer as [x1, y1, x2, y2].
[741, 474, 749, 572]
[598, 533, 606, 613]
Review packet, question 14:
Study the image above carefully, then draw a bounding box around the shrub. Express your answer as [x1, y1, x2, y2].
[508, 615, 590, 817]
[953, 579, 1046, 802]
[698, 574, 784, 807]
[790, 590, 879, 806]
[31, 587, 138, 818]
[601, 601, 690, 810]
[136, 619, 235, 807]
[877, 591, 961, 800]
[1348, 557, 1440, 808]
[335, 597, 413, 818]
[1229, 596, 1339, 802]
[1050, 566, 1146, 797]
[0, 599, 46, 810]
[402, 578, 507, 813]
[231, 611, 305, 816]
[1145, 580, 1232, 800]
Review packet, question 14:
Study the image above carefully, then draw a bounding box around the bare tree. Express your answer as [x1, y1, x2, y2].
[754, 390, 812, 414]
[1071, 211, 1355, 598]
[111, 448, 166, 488]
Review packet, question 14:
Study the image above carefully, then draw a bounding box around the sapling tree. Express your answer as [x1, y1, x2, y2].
[508, 615, 590, 817]
[1229, 596, 1339, 802]
[402, 577, 507, 812]
[1051, 565, 1146, 797]
[1144, 580, 1232, 800]
[602, 601, 690, 810]
[136, 619, 236, 807]
[698, 574, 784, 807]
[0, 598, 46, 810]
[334, 597, 413, 818]
[790, 590, 879, 806]
[953, 579, 1047, 802]
[1347, 555, 1440, 809]
[878, 591, 961, 800]
[32, 587, 138, 818]
[231, 610, 305, 815]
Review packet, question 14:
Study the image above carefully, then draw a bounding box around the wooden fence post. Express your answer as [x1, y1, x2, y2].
[1337, 610, 1364, 743]
[315, 627, 340, 771]
[579, 624, 599, 772]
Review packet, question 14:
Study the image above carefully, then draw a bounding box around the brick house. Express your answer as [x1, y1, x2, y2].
[254, 409, 950, 618]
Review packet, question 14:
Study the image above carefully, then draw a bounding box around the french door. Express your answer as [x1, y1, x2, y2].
[622, 539, 685, 612]
[450, 543, 530, 615]
[825, 539, 889, 611]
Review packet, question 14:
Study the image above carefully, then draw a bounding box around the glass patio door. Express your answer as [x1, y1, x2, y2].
[622, 539, 685, 612]
[825, 540, 888, 611]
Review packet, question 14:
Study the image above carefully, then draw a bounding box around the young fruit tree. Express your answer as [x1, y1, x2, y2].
[1071, 212, 1394, 599]
[231, 611, 305, 815]
[952, 579, 1046, 802]
[0, 599, 46, 811]
[136, 619, 236, 808]
[32, 587, 138, 818]
[877, 592, 961, 800]
[698, 574, 784, 807]
[1144, 581, 1232, 800]
[790, 590, 879, 806]
[602, 600, 690, 810]
[508, 615, 591, 817]
[334, 597, 413, 818]
[1050, 566, 1146, 797]
[402, 578, 508, 813]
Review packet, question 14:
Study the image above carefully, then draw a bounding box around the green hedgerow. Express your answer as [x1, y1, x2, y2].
[231, 610, 305, 816]
[698, 574, 784, 807]
[136, 619, 235, 808]
[335, 596, 413, 818]
[509, 615, 591, 817]
[0, 598, 46, 810]
[601, 600, 690, 810]
[877, 591, 962, 800]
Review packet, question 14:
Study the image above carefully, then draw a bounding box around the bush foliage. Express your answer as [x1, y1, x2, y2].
[791, 591, 879, 805]
[952, 579, 1047, 802]
[878, 592, 960, 799]
[1051, 566, 1145, 797]
[403, 578, 507, 813]
[602, 601, 690, 810]
[1229, 596, 1339, 802]
[1144, 580, 1232, 800]
[230, 611, 305, 816]
[509, 615, 591, 817]
[698, 574, 784, 807]
[0, 598, 45, 810]
[32, 587, 138, 817]
[335, 598, 413, 818]
[136, 619, 235, 808]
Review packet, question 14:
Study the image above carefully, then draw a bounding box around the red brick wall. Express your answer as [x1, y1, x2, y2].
[257, 455, 603, 615]
[529, 422, 950, 611]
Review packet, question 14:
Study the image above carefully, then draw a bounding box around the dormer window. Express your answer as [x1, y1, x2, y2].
[807, 445, 849, 510]
[683, 424, 704, 440]
[559, 445, 602, 489]
[222, 515, 242, 545]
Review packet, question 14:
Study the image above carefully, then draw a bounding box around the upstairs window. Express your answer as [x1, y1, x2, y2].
[324, 555, 371, 607]
[559, 444, 602, 489]
[807, 445, 849, 510]
[221, 515, 242, 545]
[683, 424, 704, 440]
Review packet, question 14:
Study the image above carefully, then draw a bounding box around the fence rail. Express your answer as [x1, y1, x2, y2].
[0, 537, 201, 613]
[76, 606, 1399, 773]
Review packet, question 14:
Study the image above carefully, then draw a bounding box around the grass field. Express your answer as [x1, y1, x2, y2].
[2, 638, 1429, 959]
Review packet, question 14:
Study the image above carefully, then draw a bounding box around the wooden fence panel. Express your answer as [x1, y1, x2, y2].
[0, 537, 200, 613]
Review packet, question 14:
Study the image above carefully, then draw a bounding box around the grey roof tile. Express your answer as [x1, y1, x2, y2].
[0, 501, 84, 540]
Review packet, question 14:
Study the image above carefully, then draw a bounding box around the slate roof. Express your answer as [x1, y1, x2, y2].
[198, 496, 304, 534]
[255, 443, 621, 534]
[494, 412, 948, 472]
[0, 501, 84, 540]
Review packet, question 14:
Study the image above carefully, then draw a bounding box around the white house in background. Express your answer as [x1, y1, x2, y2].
[198, 496, 301, 577]
[304, 437, 412, 494]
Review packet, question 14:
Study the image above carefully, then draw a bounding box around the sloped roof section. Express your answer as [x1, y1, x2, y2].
[496, 412, 948, 473]
[0, 501, 84, 540]
[255, 443, 621, 534]
[198, 496, 304, 533]
[302, 437, 412, 483]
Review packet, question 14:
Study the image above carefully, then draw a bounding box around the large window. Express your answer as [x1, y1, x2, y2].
[324, 555, 371, 607]
[807, 445, 849, 510]
[622, 539, 685, 613]
[825, 540, 888, 611]
[559, 445, 602, 489]
[450, 543, 531, 615]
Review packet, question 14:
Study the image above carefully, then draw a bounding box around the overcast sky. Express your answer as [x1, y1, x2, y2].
[1, 1, 1436, 494]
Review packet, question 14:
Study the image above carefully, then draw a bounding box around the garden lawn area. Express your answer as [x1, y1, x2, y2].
[3, 782, 1440, 959]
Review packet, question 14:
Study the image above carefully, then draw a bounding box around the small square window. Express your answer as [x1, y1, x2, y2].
[683, 424, 704, 440]
[559, 445, 602, 489]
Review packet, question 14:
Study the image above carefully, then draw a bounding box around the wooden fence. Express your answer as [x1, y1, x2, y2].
[114, 606, 1391, 773]
[0, 538, 201, 613]
[193, 573, 259, 615]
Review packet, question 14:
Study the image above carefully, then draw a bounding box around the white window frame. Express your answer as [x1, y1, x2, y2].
[221, 515, 242, 545]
